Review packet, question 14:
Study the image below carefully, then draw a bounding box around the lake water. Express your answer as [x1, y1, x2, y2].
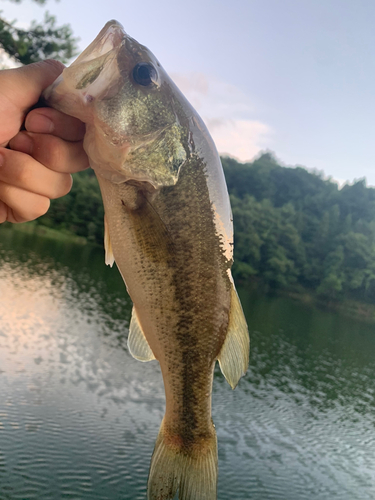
[0, 227, 374, 500]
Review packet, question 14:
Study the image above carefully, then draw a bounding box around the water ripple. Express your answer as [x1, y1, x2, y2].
[1, 229, 375, 499]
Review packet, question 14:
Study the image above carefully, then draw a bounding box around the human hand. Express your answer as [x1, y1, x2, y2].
[0, 60, 89, 223]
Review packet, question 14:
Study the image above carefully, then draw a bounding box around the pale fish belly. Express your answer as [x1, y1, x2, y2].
[43, 19, 249, 499]
[97, 157, 245, 499]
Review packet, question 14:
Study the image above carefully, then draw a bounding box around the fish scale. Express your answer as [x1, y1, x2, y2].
[44, 20, 249, 500]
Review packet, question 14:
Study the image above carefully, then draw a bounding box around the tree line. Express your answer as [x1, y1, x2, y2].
[224, 153, 375, 302]
[32, 153, 375, 303]
[2, 1, 375, 303]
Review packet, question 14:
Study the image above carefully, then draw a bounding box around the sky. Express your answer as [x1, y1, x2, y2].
[2, 0, 375, 186]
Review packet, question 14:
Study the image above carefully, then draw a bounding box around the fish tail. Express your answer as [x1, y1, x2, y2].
[147, 418, 218, 500]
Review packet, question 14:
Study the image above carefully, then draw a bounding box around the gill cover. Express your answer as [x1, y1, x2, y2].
[44, 20, 189, 189]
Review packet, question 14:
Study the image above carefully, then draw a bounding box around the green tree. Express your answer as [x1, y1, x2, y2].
[316, 246, 345, 299]
[0, 0, 78, 65]
[38, 169, 104, 245]
[224, 152, 375, 303]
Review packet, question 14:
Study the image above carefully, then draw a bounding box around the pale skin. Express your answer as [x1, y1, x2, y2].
[0, 59, 89, 223]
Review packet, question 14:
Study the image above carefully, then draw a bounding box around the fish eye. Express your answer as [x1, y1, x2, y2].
[132, 63, 157, 86]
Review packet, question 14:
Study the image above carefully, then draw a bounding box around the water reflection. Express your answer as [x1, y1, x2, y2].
[0, 227, 375, 499]
[0, 229, 161, 499]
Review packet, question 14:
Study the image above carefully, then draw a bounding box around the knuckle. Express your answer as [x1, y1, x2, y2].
[0, 153, 30, 186]
[15, 164, 31, 186]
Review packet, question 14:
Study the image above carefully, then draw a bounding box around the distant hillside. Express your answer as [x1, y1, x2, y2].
[35, 152, 375, 303]
[222, 153, 375, 302]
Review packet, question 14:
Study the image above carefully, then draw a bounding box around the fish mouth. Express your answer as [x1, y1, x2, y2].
[43, 20, 127, 115]
[71, 20, 126, 67]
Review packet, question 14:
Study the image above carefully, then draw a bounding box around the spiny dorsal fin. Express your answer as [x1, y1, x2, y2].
[104, 214, 115, 267]
[217, 282, 249, 389]
[128, 307, 156, 362]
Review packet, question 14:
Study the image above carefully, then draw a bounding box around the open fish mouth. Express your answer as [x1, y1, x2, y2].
[72, 20, 126, 67]
[43, 20, 126, 108]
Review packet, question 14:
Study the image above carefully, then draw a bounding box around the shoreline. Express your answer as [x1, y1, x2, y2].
[284, 290, 375, 324]
[2, 221, 375, 324]
[0, 221, 89, 246]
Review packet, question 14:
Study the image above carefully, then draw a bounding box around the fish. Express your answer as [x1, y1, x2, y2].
[43, 20, 249, 500]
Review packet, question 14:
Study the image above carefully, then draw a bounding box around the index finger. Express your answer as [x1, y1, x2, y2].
[0, 60, 64, 112]
[0, 60, 64, 145]
[25, 107, 86, 142]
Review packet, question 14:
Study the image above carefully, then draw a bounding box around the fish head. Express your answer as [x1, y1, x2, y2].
[44, 20, 190, 188]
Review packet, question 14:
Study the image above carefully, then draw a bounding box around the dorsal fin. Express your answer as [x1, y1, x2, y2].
[104, 214, 115, 267]
[217, 283, 249, 389]
[128, 307, 156, 362]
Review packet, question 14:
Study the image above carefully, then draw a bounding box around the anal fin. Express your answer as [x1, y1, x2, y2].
[104, 214, 115, 267]
[128, 307, 155, 362]
[217, 282, 249, 389]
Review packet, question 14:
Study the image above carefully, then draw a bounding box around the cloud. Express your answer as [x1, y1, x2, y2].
[207, 119, 271, 161]
[170, 72, 271, 161]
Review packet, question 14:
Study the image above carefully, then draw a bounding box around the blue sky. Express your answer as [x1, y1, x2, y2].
[3, 0, 375, 186]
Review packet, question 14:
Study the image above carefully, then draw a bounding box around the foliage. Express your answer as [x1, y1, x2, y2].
[222, 153, 375, 303]
[35, 152, 375, 304]
[0, 0, 78, 64]
[38, 169, 104, 244]
[2, 4, 375, 307]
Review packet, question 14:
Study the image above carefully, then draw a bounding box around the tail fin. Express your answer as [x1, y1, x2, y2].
[147, 419, 218, 500]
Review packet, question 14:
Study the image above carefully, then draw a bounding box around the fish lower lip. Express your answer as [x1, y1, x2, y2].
[73, 20, 126, 67]
[98, 20, 126, 52]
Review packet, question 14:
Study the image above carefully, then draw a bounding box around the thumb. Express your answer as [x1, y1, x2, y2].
[2, 59, 64, 111]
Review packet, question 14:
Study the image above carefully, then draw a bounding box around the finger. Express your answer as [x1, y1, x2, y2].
[0, 200, 7, 223]
[9, 132, 89, 174]
[0, 148, 72, 199]
[25, 108, 86, 142]
[0, 60, 64, 146]
[0, 60, 64, 113]
[0, 182, 50, 223]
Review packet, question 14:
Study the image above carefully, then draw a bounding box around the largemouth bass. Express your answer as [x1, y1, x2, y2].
[44, 20, 249, 500]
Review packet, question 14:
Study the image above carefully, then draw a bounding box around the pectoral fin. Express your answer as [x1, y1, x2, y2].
[104, 214, 115, 267]
[217, 284, 250, 389]
[128, 307, 156, 362]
